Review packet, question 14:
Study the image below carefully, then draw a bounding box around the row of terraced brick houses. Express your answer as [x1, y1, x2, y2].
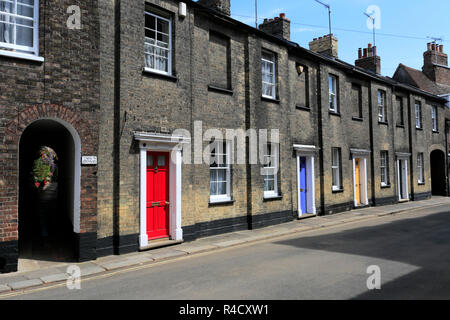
[0, 0, 448, 273]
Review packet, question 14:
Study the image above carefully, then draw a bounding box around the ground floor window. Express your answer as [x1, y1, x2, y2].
[417, 153, 424, 184]
[209, 140, 231, 202]
[380, 151, 389, 186]
[263, 143, 279, 197]
[332, 147, 342, 191]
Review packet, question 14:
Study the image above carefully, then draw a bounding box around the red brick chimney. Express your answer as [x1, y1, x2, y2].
[355, 43, 381, 74]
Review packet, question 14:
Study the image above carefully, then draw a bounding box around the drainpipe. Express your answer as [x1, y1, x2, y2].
[446, 120, 450, 196]
[317, 63, 325, 215]
[113, 0, 122, 254]
[368, 82, 375, 205]
[407, 93, 415, 200]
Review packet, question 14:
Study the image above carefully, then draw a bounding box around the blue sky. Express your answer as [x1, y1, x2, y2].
[228, 0, 450, 76]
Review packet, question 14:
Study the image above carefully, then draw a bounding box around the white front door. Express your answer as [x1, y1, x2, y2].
[397, 159, 409, 200]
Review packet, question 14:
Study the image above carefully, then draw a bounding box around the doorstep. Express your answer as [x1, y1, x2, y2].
[298, 213, 316, 220]
[139, 239, 183, 251]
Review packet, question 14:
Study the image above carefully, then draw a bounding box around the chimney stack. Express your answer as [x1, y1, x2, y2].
[308, 34, 338, 58]
[258, 13, 291, 41]
[198, 0, 231, 16]
[423, 42, 449, 82]
[355, 43, 381, 74]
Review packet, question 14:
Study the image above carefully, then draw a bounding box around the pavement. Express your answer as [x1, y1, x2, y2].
[0, 196, 449, 295]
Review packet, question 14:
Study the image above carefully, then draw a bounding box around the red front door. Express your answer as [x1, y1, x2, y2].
[146, 152, 170, 240]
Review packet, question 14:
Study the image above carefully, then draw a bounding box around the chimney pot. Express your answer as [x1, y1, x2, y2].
[358, 48, 362, 59]
[356, 44, 381, 74]
[280, 13, 286, 19]
[440, 45, 444, 53]
[427, 43, 432, 51]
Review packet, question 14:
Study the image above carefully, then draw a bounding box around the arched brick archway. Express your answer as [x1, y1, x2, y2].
[0, 104, 98, 273]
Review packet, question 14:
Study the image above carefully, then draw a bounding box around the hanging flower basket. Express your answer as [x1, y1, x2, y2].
[32, 146, 58, 190]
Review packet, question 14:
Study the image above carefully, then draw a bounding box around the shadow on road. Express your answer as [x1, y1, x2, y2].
[274, 209, 450, 299]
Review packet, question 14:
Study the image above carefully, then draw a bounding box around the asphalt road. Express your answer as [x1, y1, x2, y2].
[4, 204, 450, 300]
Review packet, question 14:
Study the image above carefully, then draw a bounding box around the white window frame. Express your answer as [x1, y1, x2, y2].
[329, 75, 338, 112]
[0, 0, 40, 59]
[263, 143, 279, 198]
[417, 153, 424, 184]
[331, 147, 341, 191]
[261, 51, 276, 99]
[432, 105, 438, 132]
[144, 10, 172, 76]
[378, 90, 386, 123]
[415, 102, 422, 129]
[380, 151, 389, 186]
[209, 140, 231, 203]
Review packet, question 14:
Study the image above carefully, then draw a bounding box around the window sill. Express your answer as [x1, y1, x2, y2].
[208, 85, 233, 95]
[208, 198, 235, 206]
[396, 124, 405, 129]
[263, 195, 283, 202]
[418, 182, 426, 186]
[143, 68, 178, 82]
[378, 121, 389, 126]
[296, 105, 311, 112]
[433, 130, 440, 134]
[329, 111, 341, 117]
[352, 116, 363, 122]
[261, 96, 280, 104]
[332, 188, 344, 194]
[416, 127, 423, 131]
[0, 50, 44, 63]
[381, 184, 391, 189]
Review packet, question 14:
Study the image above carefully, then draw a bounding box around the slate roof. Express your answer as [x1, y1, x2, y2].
[394, 63, 450, 96]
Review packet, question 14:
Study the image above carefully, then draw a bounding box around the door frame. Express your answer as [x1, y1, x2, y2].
[350, 149, 370, 207]
[135, 132, 190, 248]
[294, 145, 319, 217]
[396, 153, 410, 201]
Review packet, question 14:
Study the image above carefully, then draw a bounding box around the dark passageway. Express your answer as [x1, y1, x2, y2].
[19, 120, 76, 262]
[430, 150, 446, 196]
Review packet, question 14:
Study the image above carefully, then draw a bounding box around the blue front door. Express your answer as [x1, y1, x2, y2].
[300, 157, 307, 214]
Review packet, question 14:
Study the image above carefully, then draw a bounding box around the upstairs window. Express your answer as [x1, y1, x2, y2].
[329, 75, 338, 112]
[378, 90, 386, 123]
[209, 31, 231, 90]
[351, 83, 362, 119]
[396, 97, 404, 126]
[415, 101, 422, 129]
[432, 105, 438, 132]
[0, 0, 39, 56]
[145, 9, 172, 75]
[261, 51, 276, 99]
[263, 143, 279, 198]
